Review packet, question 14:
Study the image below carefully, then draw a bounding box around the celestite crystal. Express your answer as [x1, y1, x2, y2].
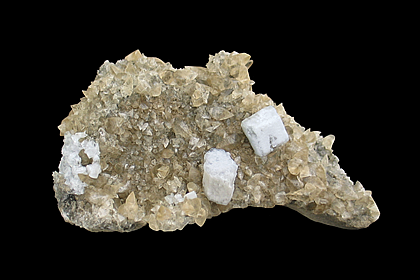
[53, 49, 380, 232]
[241, 106, 289, 157]
[202, 148, 238, 205]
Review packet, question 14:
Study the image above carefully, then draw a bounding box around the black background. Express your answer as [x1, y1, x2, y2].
[3, 0, 410, 274]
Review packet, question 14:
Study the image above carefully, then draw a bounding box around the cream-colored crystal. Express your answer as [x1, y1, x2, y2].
[156, 205, 172, 221]
[53, 50, 380, 232]
[125, 49, 142, 61]
[118, 192, 140, 221]
[209, 106, 234, 121]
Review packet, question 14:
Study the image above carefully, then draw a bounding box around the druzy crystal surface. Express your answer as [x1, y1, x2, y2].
[53, 50, 380, 232]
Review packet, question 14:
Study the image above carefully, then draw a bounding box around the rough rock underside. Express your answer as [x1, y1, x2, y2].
[53, 50, 380, 232]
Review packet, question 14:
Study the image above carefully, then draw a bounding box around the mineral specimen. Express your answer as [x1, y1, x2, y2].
[53, 49, 380, 232]
[202, 148, 238, 205]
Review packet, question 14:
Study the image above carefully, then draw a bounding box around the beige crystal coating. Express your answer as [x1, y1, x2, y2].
[53, 49, 380, 232]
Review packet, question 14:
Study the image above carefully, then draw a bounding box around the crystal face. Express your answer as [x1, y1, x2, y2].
[202, 148, 238, 205]
[53, 50, 380, 232]
[241, 105, 289, 157]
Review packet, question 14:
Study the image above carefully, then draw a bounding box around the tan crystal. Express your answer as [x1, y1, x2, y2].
[209, 106, 234, 121]
[288, 158, 303, 175]
[187, 182, 199, 192]
[188, 166, 201, 183]
[181, 198, 201, 217]
[118, 192, 141, 221]
[191, 83, 210, 107]
[322, 135, 335, 150]
[149, 84, 162, 97]
[53, 50, 380, 232]
[125, 49, 142, 61]
[194, 208, 208, 227]
[157, 165, 170, 179]
[156, 205, 172, 221]
[161, 148, 174, 159]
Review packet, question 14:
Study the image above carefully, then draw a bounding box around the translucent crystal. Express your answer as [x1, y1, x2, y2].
[209, 106, 234, 121]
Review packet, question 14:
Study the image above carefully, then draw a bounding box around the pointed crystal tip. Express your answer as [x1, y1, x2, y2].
[125, 49, 142, 61]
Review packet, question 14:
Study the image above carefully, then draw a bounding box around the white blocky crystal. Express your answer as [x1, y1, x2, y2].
[174, 193, 185, 203]
[241, 105, 289, 157]
[203, 148, 238, 205]
[184, 191, 197, 200]
[58, 131, 101, 194]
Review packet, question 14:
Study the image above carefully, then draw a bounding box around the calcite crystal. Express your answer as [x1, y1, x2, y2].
[53, 50, 380, 232]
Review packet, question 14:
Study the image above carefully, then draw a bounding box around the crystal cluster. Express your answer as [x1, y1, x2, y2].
[59, 132, 101, 195]
[53, 50, 380, 232]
